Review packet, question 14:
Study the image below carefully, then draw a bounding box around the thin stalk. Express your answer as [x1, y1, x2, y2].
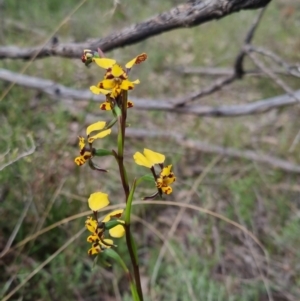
[115, 115, 130, 199]
[115, 90, 144, 301]
[124, 224, 143, 301]
[115, 92, 130, 198]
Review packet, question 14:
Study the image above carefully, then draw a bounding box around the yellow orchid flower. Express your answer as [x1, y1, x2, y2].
[156, 165, 176, 195]
[90, 53, 147, 99]
[102, 209, 125, 238]
[134, 149, 176, 195]
[74, 136, 93, 166]
[74, 121, 111, 166]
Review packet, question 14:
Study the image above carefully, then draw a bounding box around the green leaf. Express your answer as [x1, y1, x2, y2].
[104, 220, 124, 230]
[94, 149, 113, 157]
[137, 174, 155, 185]
[113, 106, 122, 117]
[124, 179, 137, 224]
[106, 117, 118, 129]
[103, 249, 128, 272]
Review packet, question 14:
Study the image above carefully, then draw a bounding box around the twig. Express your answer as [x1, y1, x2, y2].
[0, 0, 89, 102]
[174, 74, 236, 106]
[0, 0, 272, 60]
[176, 66, 292, 77]
[1, 67, 300, 117]
[0, 134, 36, 171]
[247, 49, 300, 102]
[125, 128, 300, 174]
[247, 45, 300, 78]
[175, 7, 267, 107]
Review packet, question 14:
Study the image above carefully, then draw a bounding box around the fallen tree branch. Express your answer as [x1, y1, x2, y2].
[0, 68, 300, 117]
[175, 7, 266, 107]
[125, 128, 300, 174]
[176, 66, 293, 77]
[0, 0, 272, 60]
[247, 48, 300, 102]
[247, 45, 300, 78]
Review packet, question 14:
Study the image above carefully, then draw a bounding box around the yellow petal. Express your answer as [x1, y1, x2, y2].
[125, 53, 148, 69]
[99, 79, 116, 90]
[85, 217, 98, 233]
[100, 238, 113, 247]
[102, 209, 124, 223]
[100, 101, 112, 110]
[90, 85, 111, 95]
[110, 64, 125, 78]
[110, 87, 121, 99]
[164, 173, 176, 185]
[87, 234, 98, 243]
[88, 246, 101, 255]
[78, 136, 85, 151]
[144, 149, 165, 165]
[161, 165, 172, 177]
[161, 186, 172, 195]
[133, 152, 153, 168]
[74, 156, 86, 166]
[120, 79, 139, 90]
[109, 225, 125, 238]
[88, 129, 111, 143]
[88, 192, 110, 211]
[86, 121, 106, 136]
[93, 58, 116, 69]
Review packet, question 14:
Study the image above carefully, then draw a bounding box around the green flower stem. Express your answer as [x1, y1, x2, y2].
[115, 93, 130, 198]
[117, 115, 123, 156]
[115, 120, 130, 198]
[121, 89, 128, 137]
[114, 90, 144, 301]
[130, 283, 141, 301]
[126, 228, 142, 301]
[122, 180, 143, 301]
[125, 179, 136, 224]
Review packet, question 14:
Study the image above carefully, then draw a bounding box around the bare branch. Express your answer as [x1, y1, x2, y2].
[126, 128, 300, 174]
[175, 7, 267, 107]
[177, 66, 293, 77]
[175, 73, 237, 106]
[0, 68, 300, 117]
[247, 49, 300, 102]
[0, 0, 272, 60]
[247, 45, 300, 78]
